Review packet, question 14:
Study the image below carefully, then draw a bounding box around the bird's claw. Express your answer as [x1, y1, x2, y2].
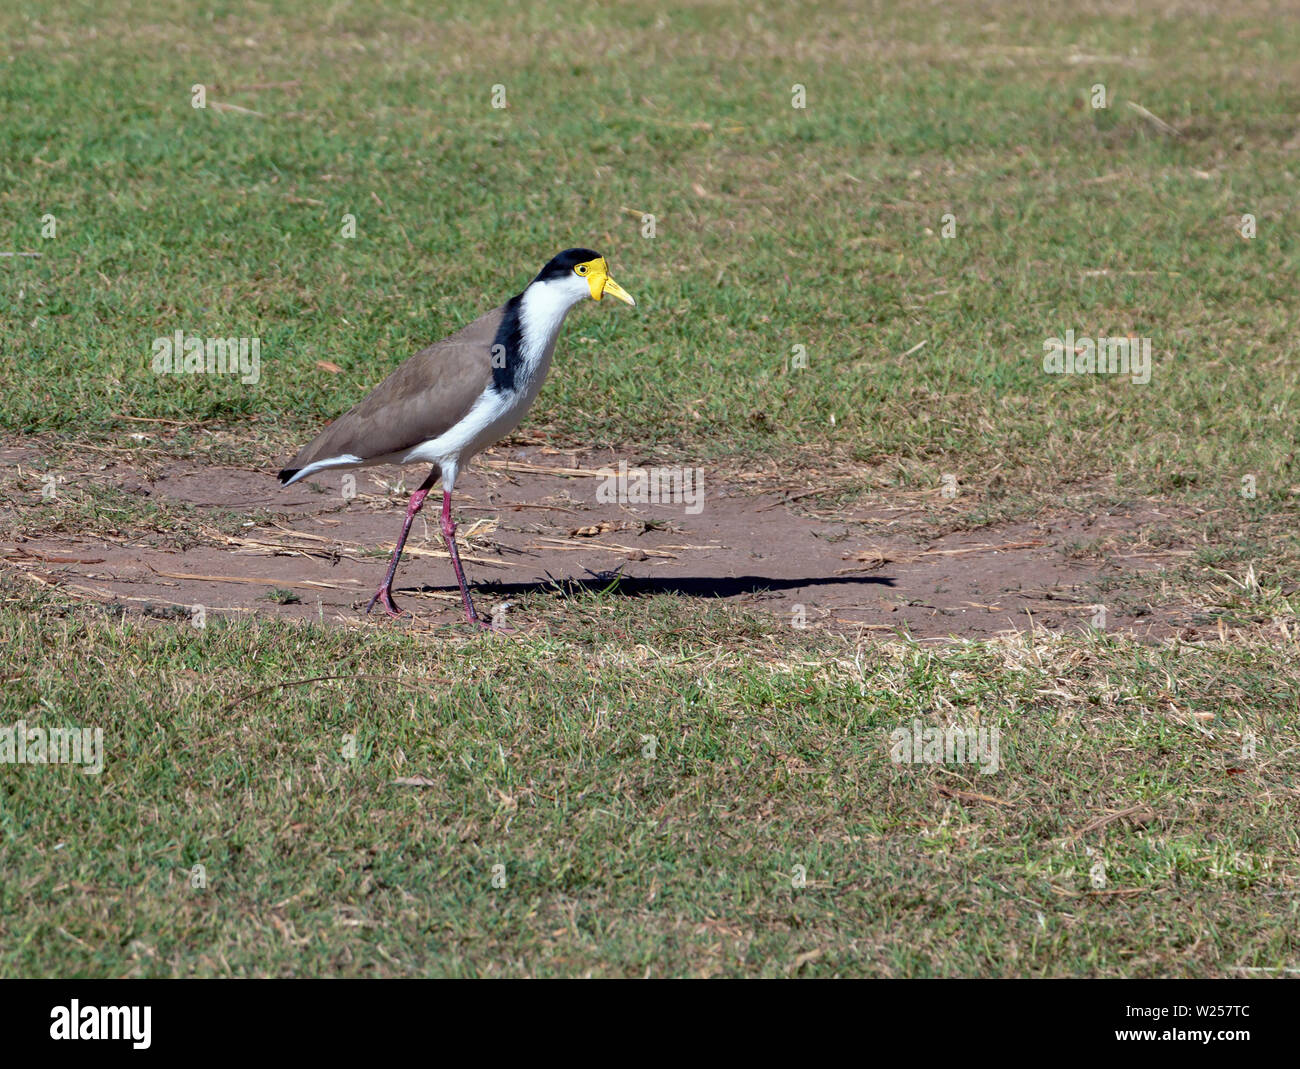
[365, 587, 405, 618]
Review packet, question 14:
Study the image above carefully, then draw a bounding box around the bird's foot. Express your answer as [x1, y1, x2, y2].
[365, 586, 405, 618]
[466, 606, 515, 635]
[476, 618, 516, 635]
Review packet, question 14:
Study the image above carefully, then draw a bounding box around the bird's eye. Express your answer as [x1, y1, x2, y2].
[576, 264, 588, 275]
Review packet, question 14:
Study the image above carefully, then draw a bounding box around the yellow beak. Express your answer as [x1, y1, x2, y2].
[601, 276, 636, 306]
[584, 258, 636, 306]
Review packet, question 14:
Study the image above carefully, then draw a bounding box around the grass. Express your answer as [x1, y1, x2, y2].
[2, 0, 1299, 510]
[1, 0, 1299, 976]
[1, 581, 1297, 977]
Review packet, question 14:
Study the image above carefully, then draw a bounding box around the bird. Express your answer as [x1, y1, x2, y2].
[278, 248, 635, 628]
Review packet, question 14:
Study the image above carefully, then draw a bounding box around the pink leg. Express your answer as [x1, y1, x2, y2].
[439, 489, 484, 626]
[365, 469, 437, 617]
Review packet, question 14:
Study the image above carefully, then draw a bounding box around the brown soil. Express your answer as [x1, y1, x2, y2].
[1, 445, 1202, 640]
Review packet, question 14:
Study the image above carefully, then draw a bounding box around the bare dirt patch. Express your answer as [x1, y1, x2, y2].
[2, 445, 1203, 640]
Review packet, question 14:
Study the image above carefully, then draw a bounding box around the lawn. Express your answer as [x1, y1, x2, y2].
[0, 0, 1297, 976]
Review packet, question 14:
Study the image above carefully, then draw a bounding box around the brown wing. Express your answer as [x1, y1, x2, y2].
[283, 306, 502, 474]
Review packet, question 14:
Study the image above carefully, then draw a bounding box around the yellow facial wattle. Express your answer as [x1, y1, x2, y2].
[578, 257, 636, 305]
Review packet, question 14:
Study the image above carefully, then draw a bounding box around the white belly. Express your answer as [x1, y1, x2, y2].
[403, 333, 559, 485]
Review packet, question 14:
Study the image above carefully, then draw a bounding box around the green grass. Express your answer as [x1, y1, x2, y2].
[2, 0, 1299, 509]
[1, 581, 1297, 977]
[1, 0, 1299, 976]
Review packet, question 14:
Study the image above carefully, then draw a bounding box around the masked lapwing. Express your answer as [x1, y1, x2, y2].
[278, 248, 635, 628]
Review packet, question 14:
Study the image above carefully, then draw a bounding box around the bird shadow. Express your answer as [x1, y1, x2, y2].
[401, 571, 896, 601]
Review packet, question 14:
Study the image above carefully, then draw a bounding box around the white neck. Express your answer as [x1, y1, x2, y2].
[518, 278, 586, 360]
